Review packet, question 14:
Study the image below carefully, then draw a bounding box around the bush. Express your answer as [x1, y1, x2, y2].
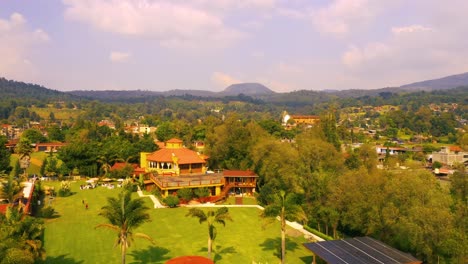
[304, 225, 334, 241]
[40, 206, 58, 218]
[194, 187, 210, 199]
[58, 181, 71, 197]
[177, 188, 194, 202]
[163, 195, 180, 208]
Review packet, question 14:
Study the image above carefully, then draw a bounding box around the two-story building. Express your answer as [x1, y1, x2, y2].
[139, 138, 258, 199]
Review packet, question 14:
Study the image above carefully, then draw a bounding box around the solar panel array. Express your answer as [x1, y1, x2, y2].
[304, 237, 421, 264]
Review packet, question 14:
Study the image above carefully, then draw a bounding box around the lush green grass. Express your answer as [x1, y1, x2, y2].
[10, 152, 47, 176]
[222, 196, 258, 205]
[42, 181, 313, 263]
[30, 106, 84, 121]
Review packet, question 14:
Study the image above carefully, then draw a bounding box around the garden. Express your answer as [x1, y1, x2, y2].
[41, 180, 313, 263]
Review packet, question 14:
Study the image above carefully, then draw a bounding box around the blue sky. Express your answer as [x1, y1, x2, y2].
[1, 0, 468, 92]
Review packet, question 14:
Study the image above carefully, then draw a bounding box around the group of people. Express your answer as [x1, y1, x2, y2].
[79, 183, 96, 190]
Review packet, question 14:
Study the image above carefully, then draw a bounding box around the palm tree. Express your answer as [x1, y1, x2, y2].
[262, 190, 307, 264]
[0, 174, 22, 206]
[186, 207, 233, 259]
[96, 190, 153, 264]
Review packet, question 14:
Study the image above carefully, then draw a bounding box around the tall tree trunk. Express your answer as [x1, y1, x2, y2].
[281, 227, 286, 264]
[281, 208, 286, 264]
[121, 242, 126, 264]
[208, 237, 212, 259]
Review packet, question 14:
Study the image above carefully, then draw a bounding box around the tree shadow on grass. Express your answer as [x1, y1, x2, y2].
[129, 245, 171, 264]
[40, 254, 83, 264]
[213, 245, 237, 263]
[300, 255, 314, 263]
[259, 237, 300, 259]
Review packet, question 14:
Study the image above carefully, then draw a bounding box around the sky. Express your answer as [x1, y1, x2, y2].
[1, 0, 468, 92]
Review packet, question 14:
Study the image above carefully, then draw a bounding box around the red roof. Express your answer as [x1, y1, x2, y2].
[147, 148, 206, 164]
[36, 142, 67, 147]
[223, 170, 258, 177]
[0, 204, 8, 214]
[110, 162, 139, 171]
[166, 256, 214, 264]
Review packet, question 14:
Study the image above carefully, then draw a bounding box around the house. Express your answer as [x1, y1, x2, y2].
[34, 142, 67, 152]
[431, 146, 468, 166]
[139, 138, 259, 199]
[223, 170, 258, 196]
[141, 138, 208, 176]
[282, 111, 320, 128]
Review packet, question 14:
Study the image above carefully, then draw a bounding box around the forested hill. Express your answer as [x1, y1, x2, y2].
[1, 77, 467, 110]
[400, 72, 468, 91]
[0, 77, 79, 102]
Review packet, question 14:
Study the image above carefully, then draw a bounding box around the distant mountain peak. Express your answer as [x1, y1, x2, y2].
[220, 83, 275, 96]
[399, 72, 468, 91]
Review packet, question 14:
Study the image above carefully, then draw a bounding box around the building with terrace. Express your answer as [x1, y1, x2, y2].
[139, 138, 258, 199]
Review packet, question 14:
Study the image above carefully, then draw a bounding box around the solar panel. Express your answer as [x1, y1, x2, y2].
[303, 237, 421, 264]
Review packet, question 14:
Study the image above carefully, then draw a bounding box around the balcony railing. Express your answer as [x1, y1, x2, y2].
[150, 174, 223, 188]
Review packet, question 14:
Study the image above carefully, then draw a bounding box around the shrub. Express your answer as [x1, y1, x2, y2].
[194, 187, 210, 200]
[58, 181, 71, 197]
[40, 206, 58, 218]
[177, 188, 194, 202]
[304, 225, 334, 241]
[163, 195, 180, 208]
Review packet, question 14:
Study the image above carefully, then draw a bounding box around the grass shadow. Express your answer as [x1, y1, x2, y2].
[259, 237, 300, 259]
[300, 255, 314, 263]
[213, 245, 237, 262]
[40, 254, 84, 264]
[129, 245, 171, 264]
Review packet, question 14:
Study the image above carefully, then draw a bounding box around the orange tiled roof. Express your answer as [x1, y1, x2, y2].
[223, 170, 258, 177]
[111, 162, 139, 171]
[449, 146, 462, 152]
[147, 148, 206, 164]
[167, 138, 183, 144]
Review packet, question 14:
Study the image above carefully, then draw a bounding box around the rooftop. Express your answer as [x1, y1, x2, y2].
[304, 237, 421, 264]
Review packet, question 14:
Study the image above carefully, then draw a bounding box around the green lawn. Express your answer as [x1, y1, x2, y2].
[10, 152, 48, 176]
[42, 181, 313, 263]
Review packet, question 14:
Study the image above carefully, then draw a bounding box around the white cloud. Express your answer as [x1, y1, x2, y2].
[391, 25, 433, 35]
[63, 0, 244, 49]
[311, 0, 372, 35]
[340, 20, 468, 88]
[0, 13, 49, 80]
[342, 42, 390, 67]
[310, 0, 400, 36]
[109, 51, 131, 62]
[211, 72, 242, 89]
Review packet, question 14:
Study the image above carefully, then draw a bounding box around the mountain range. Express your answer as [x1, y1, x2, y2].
[1, 72, 468, 102]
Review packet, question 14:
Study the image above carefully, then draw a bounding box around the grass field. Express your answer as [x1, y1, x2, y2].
[41, 180, 313, 264]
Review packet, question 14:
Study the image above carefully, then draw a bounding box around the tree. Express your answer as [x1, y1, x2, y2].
[186, 207, 233, 259]
[0, 135, 11, 174]
[155, 122, 176, 142]
[262, 190, 307, 264]
[96, 190, 153, 264]
[21, 129, 47, 144]
[0, 174, 22, 205]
